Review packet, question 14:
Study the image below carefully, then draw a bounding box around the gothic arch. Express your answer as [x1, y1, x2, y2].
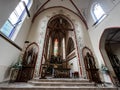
[82, 46, 93, 58]
[31, 7, 87, 77]
[47, 14, 74, 29]
[32, 6, 88, 29]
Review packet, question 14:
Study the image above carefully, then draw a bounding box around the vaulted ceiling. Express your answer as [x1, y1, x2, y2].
[34, 0, 91, 13]
[32, 0, 92, 28]
[33, 0, 120, 45]
[0, 0, 92, 29]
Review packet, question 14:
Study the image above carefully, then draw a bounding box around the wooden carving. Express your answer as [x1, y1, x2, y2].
[17, 42, 39, 82]
[82, 47, 101, 83]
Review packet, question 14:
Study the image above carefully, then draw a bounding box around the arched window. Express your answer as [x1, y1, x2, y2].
[0, 0, 31, 40]
[92, 3, 106, 25]
[62, 38, 65, 59]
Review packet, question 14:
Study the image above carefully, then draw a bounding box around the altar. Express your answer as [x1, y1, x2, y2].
[54, 68, 70, 78]
[41, 55, 71, 78]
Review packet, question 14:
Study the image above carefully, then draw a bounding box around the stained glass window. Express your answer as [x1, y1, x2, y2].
[54, 39, 58, 56]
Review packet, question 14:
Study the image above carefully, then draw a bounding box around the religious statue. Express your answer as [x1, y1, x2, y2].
[23, 47, 37, 66]
[108, 53, 120, 82]
[84, 52, 96, 69]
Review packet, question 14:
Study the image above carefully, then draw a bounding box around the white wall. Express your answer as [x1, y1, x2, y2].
[0, 0, 36, 82]
[68, 57, 79, 72]
[0, 0, 19, 28]
[86, 0, 120, 82]
[0, 37, 21, 82]
[44, 0, 78, 14]
[27, 7, 93, 77]
[0, 0, 20, 82]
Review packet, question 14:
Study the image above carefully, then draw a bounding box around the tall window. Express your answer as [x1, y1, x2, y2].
[0, 0, 30, 39]
[92, 3, 106, 23]
[62, 38, 65, 59]
[54, 39, 59, 56]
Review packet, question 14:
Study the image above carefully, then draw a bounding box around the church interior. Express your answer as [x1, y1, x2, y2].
[0, 0, 120, 89]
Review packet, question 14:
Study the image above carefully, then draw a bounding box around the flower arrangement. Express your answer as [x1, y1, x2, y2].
[101, 64, 109, 74]
[11, 55, 22, 69]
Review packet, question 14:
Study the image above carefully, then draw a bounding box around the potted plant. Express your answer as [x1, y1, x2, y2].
[10, 56, 22, 82]
[101, 64, 109, 74]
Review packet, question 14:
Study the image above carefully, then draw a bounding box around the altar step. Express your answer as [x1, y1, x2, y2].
[0, 78, 118, 90]
[28, 78, 96, 87]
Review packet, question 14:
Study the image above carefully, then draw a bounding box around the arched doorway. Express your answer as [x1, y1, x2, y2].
[40, 14, 80, 78]
[100, 27, 120, 85]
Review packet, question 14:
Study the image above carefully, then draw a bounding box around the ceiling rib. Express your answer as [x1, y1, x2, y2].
[70, 0, 88, 29]
[32, 0, 50, 22]
[108, 30, 120, 41]
[32, 0, 88, 29]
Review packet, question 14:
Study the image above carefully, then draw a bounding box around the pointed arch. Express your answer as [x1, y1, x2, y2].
[32, 6, 88, 29]
[67, 37, 75, 55]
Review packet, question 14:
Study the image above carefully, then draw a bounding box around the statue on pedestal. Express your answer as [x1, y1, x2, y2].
[84, 52, 101, 83]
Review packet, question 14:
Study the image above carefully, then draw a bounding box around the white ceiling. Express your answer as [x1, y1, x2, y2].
[0, 0, 19, 28]
[0, 0, 93, 28]
[32, 0, 92, 28]
[73, 0, 91, 9]
[33, 0, 92, 19]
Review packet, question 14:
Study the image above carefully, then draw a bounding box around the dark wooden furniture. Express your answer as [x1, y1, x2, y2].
[40, 64, 48, 79]
[73, 72, 79, 78]
[107, 52, 120, 83]
[54, 68, 70, 78]
[17, 66, 34, 82]
[84, 51, 101, 83]
[16, 42, 39, 82]
[40, 55, 70, 78]
[86, 68, 101, 83]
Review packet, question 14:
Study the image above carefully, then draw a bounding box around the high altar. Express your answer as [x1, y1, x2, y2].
[41, 55, 70, 78]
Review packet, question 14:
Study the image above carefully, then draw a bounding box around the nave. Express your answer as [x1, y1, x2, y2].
[0, 0, 120, 89]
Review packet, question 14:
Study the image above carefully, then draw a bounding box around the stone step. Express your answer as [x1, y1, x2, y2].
[28, 81, 95, 86]
[0, 86, 118, 90]
[0, 82, 117, 90]
[28, 78, 96, 87]
[31, 78, 90, 83]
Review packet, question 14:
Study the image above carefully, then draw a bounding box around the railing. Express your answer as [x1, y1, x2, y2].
[0, 32, 22, 51]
